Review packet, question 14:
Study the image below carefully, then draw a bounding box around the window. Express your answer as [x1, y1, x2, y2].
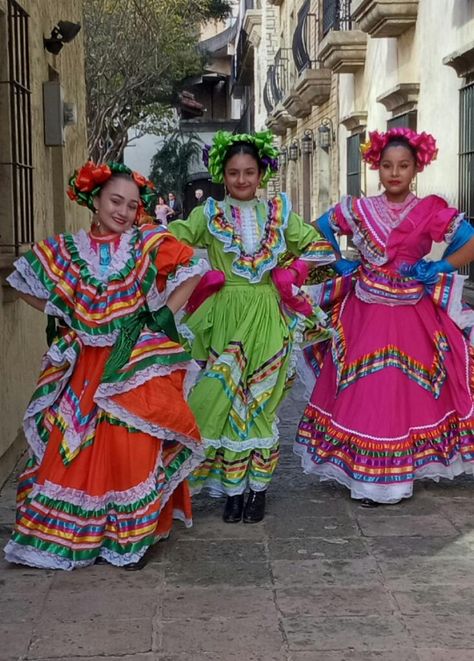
[347, 133, 363, 196]
[0, 0, 33, 256]
[387, 111, 417, 131]
[459, 81, 474, 279]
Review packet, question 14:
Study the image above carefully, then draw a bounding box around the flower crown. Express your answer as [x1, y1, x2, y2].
[360, 128, 438, 172]
[203, 130, 279, 187]
[67, 161, 156, 221]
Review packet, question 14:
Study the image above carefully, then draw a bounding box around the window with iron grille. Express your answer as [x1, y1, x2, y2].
[459, 81, 474, 279]
[0, 0, 33, 255]
[347, 133, 363, 196]
[387, 111, 417, 131]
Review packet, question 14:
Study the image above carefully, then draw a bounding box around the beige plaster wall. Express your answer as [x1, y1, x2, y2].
[0, 0, 89, 485]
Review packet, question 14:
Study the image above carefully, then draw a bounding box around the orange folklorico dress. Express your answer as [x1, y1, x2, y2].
[5, 223, 207, 569]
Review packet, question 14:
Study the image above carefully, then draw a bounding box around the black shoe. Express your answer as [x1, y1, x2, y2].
[94, 556, 109, 566]
[223, 494, 244, 523]
[359, 498, 380, 509]
[123, 554, 148, 571]
[243, 489, 266, 523]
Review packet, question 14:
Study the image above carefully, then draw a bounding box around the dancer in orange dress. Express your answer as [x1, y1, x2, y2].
[4, 161, 207, 570]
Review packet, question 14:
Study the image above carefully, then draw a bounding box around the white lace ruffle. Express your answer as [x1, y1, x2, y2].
[95, 395, 204, 456]
[164, 258, 210, 299]
[146, 281, 167, 312]
[72, 228, 135, 282]
[96, 359, 200, 399]
[7, 258, 50, 299]
[4, 541, 92, 571]
[201, 419, 279, 453]
[338, 196, 388, 267]
[29, 458, 163, 509]
[293, 442, 474, 504]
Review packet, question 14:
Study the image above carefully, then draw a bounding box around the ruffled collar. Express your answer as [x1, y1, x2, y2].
[68, 228, 136, 284]
[205, 193, 291, 283]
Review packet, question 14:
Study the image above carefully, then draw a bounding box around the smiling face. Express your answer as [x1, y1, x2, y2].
[379, 144, 418, 202]
[93, 176, 140, 234]
[223, 152, 262, 201]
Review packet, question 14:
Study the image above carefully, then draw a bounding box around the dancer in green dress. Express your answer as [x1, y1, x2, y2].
[169, 130, 334, 523]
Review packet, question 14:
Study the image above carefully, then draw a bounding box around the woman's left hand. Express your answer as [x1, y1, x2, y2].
[400, 259, 455, 285]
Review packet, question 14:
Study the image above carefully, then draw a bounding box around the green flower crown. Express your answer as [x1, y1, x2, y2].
[203, 130, 280, 187]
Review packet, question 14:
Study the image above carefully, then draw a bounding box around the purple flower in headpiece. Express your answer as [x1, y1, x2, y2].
[269, 158, 278, 171]
[202, 144, 211, 168]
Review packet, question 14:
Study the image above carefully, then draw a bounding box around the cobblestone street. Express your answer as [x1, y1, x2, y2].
[2, 383, 474, 660]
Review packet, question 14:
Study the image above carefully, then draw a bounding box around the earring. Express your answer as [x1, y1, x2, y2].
[410, 179, 416, 192]
[378, 181, 382, 191]
[94, 216, 101, 228]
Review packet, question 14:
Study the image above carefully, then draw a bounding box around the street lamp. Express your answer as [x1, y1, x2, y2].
[301, 129, 315, 155]
[318, 118, 335, 151]
[288, 140, 299, 161]
[44, 21, 81, 55]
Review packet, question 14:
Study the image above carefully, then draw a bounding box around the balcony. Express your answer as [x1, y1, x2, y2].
[243, 7, 262, 48]
[266, 103, 297, 135]
[267, 0, 284, 5]
[318, 0, 367, 74]
[281, 0, 332, 118]
[352, 0, 419, 38]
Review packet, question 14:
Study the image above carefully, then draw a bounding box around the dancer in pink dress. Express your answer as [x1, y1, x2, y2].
[295, 128, 474, 506]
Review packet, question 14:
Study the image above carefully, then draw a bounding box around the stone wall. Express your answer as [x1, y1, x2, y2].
[0, 0, 89, 485]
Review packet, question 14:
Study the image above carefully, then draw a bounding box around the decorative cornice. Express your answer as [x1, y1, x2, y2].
[340, 111, 368, 133]
[318, 30, 368, 74]
[443, 41, 474, 79]
[376, 82, 420, 115]
[243, 10, 262, 48]
[352, 0, 419, 38]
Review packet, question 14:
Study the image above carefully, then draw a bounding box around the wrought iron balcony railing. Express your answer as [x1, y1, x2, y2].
[292, 0, 319, 74]
[322, 0, 352, 37]
[270, 47, 292, 105]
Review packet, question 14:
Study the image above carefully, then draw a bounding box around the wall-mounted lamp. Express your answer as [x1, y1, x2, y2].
[44, 21, 81, 55]
[288, 140, 299, 162]
[279, 147, 288, 168]
[318, 118, 335, 151]
[301, 129, 315, 156]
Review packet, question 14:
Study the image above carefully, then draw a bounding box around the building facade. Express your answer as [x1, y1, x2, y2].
[0, 0, 88, 484]
[232, 0, 474, 251]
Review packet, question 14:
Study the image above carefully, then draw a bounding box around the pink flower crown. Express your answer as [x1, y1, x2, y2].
[360, 128, 438, 172]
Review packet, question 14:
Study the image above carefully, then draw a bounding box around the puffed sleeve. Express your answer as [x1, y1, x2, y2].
[284, 211, 335, 264]
[168, 205, 209, 248]
[154, 232, 209, 296]
[329, 198, 356, 236]
[428, 196, 464, 243]
[6, 234, 65, 301]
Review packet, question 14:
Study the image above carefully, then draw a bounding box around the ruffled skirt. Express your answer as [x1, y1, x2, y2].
[5, 329, 203, 569]
[295, 274, 474, 503]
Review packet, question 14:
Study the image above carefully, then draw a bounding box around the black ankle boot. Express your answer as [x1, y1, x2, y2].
[223, 494, 244, 523]
[243, 489, 266, 523]
[123, 553, 148, 571]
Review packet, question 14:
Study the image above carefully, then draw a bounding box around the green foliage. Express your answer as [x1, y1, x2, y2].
[149, 131, 203, 200]
[84, 0, 232, 162]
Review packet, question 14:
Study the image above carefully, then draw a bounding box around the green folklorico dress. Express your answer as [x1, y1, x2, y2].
[169, 193, 333, 496]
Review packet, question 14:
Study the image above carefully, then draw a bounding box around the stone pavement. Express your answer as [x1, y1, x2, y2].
[2, 383, 474, 660]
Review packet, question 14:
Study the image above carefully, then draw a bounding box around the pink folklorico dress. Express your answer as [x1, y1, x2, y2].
[295, 193, 474, 503]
